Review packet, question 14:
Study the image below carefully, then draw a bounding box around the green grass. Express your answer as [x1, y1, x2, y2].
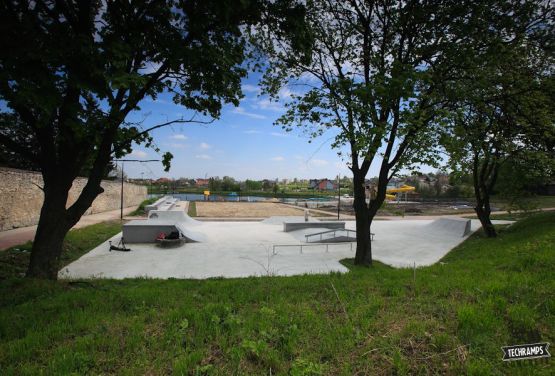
[0, 221, 122, 280]
[470, 211, 547, 221]
[0, 213, 554, 374]
[491, 195, 555, 211]
[187, 201, 197, 217]
[129, 196, 161, 216]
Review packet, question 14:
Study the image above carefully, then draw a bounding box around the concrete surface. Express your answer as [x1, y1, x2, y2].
[59, 217, 514, 280]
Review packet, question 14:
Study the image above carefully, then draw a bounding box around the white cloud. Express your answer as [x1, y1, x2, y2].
[270, 132, 288, 137]
[242, 84, 260, 93]
[278, 86, 297, 99]
[165, 142, 186, 149]
[310, 159, 329, 166]
[231, 107, 266, 119]
[253, 98, 283, 112]
[195, 154, 212, 160]
[243, 129, 262, 134]
[171, 134, 187, 140]
[199, 142, 211, 150]
[129, 150, 148, 159]
[271, 156, 285, 161]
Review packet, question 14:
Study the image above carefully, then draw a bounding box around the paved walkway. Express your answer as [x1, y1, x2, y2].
[0, 206, 138, 251]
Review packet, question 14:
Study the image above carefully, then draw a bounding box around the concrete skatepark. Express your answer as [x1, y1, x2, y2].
[59, 196, 513, 279]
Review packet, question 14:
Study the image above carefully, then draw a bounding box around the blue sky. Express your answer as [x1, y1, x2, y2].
[123, 73, 440, 181]
[122, 73, 360, 181]
[1, 73, 437, 181]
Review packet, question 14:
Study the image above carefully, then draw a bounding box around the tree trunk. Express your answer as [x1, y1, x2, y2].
[26, 172, 105, 279]
[475, 197, 497, 237]
[353, 172, 372, 266]
[26, 186, 72, 279]
[472, 156, 498, 238]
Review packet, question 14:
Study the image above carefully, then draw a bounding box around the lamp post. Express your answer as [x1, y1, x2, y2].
[114, 159, 160, 220]
[337, 174, 340, 220]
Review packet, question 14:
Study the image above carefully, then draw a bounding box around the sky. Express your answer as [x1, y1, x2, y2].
[0, 72, 438, 181]
[122, 73, 438, 181]
[122, 74, 345, 180]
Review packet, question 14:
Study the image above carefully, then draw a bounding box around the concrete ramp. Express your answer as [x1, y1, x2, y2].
[145, 196, 178, 214]
[123, 220, 177, 243]
[174, 223, 207, 243]
[424, 217, 471, 237]
[148, 210, 201, 226]
[123, 220, 206, 243]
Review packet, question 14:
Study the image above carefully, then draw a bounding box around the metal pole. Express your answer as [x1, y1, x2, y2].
[113, 159, 159, 220]
[120, 161, 124, 220]
[337, 173, 340, 220]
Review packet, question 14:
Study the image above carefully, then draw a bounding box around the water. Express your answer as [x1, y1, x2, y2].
[149, 193, 269, 202]
[148, 193, 335, 203]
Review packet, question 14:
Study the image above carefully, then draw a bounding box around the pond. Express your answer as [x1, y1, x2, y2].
[148, 193, 337, 203]
[149, 193, 269, 202]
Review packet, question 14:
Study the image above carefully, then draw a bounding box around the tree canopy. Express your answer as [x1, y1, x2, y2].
[254, 0, 470, 264]
[439, 0, 554, 236]
[0, 0, 309, 279]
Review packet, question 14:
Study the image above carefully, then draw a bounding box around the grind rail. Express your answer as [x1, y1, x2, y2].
[272, 242, 355, 255]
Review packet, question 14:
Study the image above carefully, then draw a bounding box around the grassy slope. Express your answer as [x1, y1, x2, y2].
[188, 201, 197, 217]
[0, 213, 553, 375]
[491, 195, 555, 210]
[129, 197, 161, 217]
[0, 221, 122, 279]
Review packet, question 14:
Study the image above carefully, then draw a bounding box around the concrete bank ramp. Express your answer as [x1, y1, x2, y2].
[145, 196, 179, 214]
[424, 217, 471, 237]
[174, 223, 207, 243]
[148, 210, 201, 226]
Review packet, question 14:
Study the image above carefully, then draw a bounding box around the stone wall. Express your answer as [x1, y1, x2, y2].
[0, 167, 147, 231]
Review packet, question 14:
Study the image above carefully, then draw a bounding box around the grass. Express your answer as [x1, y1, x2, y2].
[0, 213, 554, 374]
[491, 195, 555, 211]
[470, 212, 544, 221]
[129, 196, 161, 216]
[0, 221, 122, 280]
[188, 201, 197, 217]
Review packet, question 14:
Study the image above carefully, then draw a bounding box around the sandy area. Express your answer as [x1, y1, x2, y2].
[195, 202, 308, 217]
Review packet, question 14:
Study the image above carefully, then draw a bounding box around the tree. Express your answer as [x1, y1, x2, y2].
[221, 176, 240, 191]
[0, 0, 308, 279]
[440, 1, 554, 237]
[208, 177, 222, 193]
[245, 179, 263, 191]
[494, 152, 555, 212]
[256, 0, 463, 265]
[262, 180, 273, 191]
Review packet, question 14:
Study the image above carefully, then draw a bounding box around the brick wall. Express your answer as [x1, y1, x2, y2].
[0, 167, 147, 231]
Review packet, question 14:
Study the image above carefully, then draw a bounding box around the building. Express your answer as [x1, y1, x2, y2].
[309, 179, 337, 191]
[155, 177, 172, 185]
[195, 178, 210, 187]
